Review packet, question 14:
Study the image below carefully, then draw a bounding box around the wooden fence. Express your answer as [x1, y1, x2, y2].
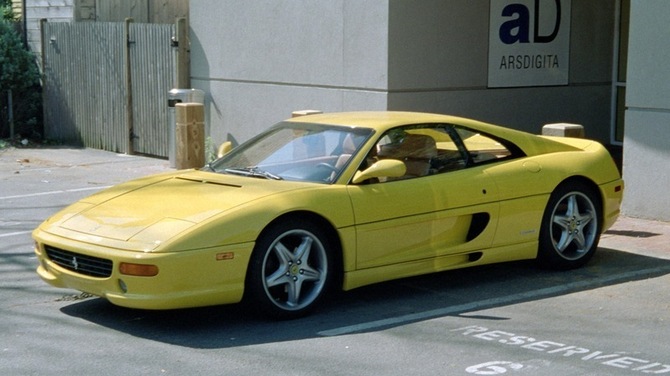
[41, 19, 178, 157]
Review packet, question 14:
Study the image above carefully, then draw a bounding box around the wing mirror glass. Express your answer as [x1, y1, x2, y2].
[352, 159, 406, 184]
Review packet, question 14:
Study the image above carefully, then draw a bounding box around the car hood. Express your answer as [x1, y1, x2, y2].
[44, 170, 312, 251]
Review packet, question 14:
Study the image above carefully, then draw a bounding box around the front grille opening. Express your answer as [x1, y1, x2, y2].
[44, 245, 113, 278]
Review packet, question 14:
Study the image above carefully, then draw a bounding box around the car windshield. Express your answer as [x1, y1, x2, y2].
[207, 122, 373, 183]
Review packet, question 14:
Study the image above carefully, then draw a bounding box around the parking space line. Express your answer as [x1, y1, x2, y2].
[0, 230, 33, 238]
[1, 186, 111, 239]
[318, 264, 670, 337]
[0, 186, 110, 201]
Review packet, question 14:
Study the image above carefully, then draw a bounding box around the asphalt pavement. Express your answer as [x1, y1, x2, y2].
[1, 145, 669, 376]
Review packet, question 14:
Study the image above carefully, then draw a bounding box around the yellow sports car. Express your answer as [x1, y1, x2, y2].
[33, 112, 623, 318]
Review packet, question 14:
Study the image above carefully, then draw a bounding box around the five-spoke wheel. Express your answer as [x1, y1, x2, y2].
[538, 182, 602, 269]
[246, 220, 334, 318]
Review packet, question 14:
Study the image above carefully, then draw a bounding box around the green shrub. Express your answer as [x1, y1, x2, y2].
[1, 0, 14, 21]
[0, 18, 42, 140]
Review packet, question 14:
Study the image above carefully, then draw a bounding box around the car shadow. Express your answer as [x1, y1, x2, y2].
[60, 247, 670, 349]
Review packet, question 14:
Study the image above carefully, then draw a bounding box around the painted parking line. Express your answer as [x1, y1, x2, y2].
[317, 264, 670, 337]
[0, 186, 110, 201]
[0, 230, 33, 239]
[0, 186, 111, 239]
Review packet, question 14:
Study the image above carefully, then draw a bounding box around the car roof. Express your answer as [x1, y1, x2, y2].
[285, 111, 533, 144]
[285, 111, 585, 156]
[286, 111, 474, 131]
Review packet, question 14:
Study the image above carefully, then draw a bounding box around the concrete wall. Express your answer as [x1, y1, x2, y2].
[622, 0, 670, 221]
[190, 1, 616, 145]
[386, 0, 614, 136]
[190, 0, 389, 145]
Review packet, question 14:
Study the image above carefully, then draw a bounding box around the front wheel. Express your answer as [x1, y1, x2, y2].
[537, 182, 602, 270]
[246, 219, 334, 319]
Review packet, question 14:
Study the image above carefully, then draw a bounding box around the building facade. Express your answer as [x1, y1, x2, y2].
[622, 0, 670, 221]
[190, 0, 617, 146]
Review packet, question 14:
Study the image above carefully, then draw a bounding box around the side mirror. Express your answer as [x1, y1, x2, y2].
[352, 159, 406, 184]
[217, 141, 233, 158]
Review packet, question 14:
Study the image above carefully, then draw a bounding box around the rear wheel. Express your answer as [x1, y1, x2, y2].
[538, 182, 601, 269]
[246, 219, 334, 319]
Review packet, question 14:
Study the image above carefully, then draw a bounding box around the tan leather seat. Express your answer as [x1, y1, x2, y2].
[378, 134, 437, 178]
[334, 134, 357, 170]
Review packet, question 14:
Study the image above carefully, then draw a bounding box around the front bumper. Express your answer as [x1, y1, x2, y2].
[34, 230, 254, 310]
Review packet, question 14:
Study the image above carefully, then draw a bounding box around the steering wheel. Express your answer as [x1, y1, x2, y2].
[315, 163, 338, 172]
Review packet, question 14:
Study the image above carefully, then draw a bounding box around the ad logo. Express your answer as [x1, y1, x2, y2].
[488, 0, 571, 88]
[499, 0, 561, 44]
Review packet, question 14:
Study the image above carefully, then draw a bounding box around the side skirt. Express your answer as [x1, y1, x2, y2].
[341, 241, 538, 291]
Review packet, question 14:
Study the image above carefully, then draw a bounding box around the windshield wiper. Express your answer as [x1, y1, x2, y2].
[224, 167, 283, 180]
[201, 162, 215, 172]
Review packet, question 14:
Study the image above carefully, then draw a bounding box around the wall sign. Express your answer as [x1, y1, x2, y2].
[488, 0, 571, 87]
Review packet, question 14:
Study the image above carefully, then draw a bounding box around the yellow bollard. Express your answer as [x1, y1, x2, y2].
[175, 103, 205, 169]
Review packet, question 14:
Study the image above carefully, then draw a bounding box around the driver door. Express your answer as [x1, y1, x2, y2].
[348, 168, 498, 269]
[346, 125, 501, 270]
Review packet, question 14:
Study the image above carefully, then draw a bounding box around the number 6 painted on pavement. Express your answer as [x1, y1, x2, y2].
[466, 361, 524, 375]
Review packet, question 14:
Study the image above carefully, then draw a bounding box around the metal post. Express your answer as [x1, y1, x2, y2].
[7, 90, 14, 139]
[175, 17, 190, 89]
[39, 18, 48, 138]
[124, 18, 134, 154]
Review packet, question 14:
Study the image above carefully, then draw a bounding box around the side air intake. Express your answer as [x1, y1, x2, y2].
[466, 212, 490, 242]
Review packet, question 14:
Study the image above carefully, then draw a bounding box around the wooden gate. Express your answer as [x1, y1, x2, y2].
[41, 19, 176, 157]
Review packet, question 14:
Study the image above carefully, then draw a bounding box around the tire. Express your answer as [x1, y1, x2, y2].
[246, 219, 334, 319]
[537, 181, 602, 270]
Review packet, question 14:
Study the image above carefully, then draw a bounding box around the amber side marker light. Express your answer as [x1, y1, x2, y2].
[119, 262, 159, 277]
[216, 252, 234, 261]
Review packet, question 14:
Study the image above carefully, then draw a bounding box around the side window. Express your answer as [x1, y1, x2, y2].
[375, 128, 438, 179]
[368, 125, 464, 181]
[359, 124, 522, 184]
[454, 127, 517, 165]
[427, 126, 469, 173]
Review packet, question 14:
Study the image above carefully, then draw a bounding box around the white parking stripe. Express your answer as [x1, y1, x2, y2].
[0, 186, 110, 201]
[317, 265, 670, 337]
[0, 186, 110, 239]
[0, 230, 33, 238]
